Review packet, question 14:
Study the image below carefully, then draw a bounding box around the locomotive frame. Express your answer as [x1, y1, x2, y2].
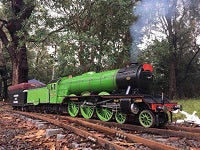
[8, 63, 181, 128]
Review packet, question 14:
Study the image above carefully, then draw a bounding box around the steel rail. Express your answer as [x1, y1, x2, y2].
[165, 125, 200, 133]
[12, 110, 127, 150]
[13, 110, 179, 150]
[55, 115, 179, 150]
[81, 118, 200, 141]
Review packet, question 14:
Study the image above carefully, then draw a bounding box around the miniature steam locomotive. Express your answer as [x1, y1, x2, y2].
[8, 63, 181, 127]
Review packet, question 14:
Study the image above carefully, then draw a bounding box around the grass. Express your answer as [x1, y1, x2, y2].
[172, 98, 200, 120]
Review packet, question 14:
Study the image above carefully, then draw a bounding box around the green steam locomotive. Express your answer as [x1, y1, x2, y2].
[8, 63, 181, 127]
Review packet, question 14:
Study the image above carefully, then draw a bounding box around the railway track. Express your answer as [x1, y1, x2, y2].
[53, 115, 200, 149]
[13, 110, 126, 150]
[11, 110, 180, 150]
[78, 117, 200, 141]
[1, 102, 199, 150]
[165, 125, 200, 133]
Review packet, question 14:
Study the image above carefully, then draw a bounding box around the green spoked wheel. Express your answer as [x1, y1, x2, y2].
[96, 107, 113, 121]
[139, 110, 155, 128]
[80, 105, 95, 119]
[68, 101, 79, 117]
[115, 112, 127, 124]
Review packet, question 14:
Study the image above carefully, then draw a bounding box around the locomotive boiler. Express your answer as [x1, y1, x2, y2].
[8, 63, 181, 128]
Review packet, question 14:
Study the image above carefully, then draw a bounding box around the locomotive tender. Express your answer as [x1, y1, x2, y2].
[8, 63, 181, 127]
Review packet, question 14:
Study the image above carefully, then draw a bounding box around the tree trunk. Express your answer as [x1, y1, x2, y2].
[11, 45, 28, 85]
[169, 61, 176, 99]
[0, 0, 34, 85]
[0, 41, 8, 99]
[165, 0, 178, 99]
[2, 74, 8, 100]
[78, 40, 89, 72]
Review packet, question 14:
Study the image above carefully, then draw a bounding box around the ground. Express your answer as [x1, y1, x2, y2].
[0, 107, 81, 150]
[0, 102, 101, 150]
[173, 98, 200, 120]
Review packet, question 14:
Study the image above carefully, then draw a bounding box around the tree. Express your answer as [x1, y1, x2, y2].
[27, 43, 54, 83]
[135, 0, 200, 98]
[140, 39, 200, 98]
[39, 0, 136, 77]
[0, 41, 8, 99]
[0, 0, 34, 85]
[161, 0, 200, 98]
[0, 6, 8, 99]
[0, 0, 136, 85]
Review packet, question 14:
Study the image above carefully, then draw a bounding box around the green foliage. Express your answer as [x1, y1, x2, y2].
[139, 40, 170, 94]
[35, 0, 136, 78]
[139, 39, 200, 98]
[27, 43, 54, 84]
[2, 0, 136, 83]
[138, 0, 200, 98]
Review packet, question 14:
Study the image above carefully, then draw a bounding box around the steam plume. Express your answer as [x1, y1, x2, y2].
[130, 0, 173, 62]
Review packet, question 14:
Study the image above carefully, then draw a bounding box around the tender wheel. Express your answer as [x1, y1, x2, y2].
[68, 100, 79, 117]
[139, 110, 155, 128]
[80, 105, 95, 119]
[115, 112, 127, 124]
[96, 107, 113, 122]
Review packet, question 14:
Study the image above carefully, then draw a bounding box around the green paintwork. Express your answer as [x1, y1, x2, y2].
[98, 92, 110, 95]
[68, 100, 79, 117]
[80, 92, 94, 119]
[27, 87, 49, 105]
[47, 82, 58, 104]
[58, 69, 119, 98]
[139, 110, 155, 127]
[27, 69, 119, 105]
[115, 112, 127, 124]
[96, 107, 113, 121]
[80, 105, 95, 119]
